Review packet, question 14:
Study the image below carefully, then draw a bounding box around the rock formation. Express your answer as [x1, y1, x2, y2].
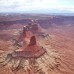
[0, 35, 60, 74]
[11, 36, 46, 58]
[0, 20, 61, 74]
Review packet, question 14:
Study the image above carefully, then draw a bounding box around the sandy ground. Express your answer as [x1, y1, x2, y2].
[0, 25, 74, 74]
[48, 25, 74, 74]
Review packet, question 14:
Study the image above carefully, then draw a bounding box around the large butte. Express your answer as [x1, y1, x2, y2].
[11, 36, 46, 58]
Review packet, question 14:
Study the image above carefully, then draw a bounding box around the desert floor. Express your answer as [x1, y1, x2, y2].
[0, 25, 74, 74]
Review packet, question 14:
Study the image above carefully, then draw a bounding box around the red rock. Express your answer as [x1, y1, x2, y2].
[12, 36, 46, 58]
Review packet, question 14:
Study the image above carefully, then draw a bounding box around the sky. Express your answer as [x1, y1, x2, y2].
[0, 0, 74, 13]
